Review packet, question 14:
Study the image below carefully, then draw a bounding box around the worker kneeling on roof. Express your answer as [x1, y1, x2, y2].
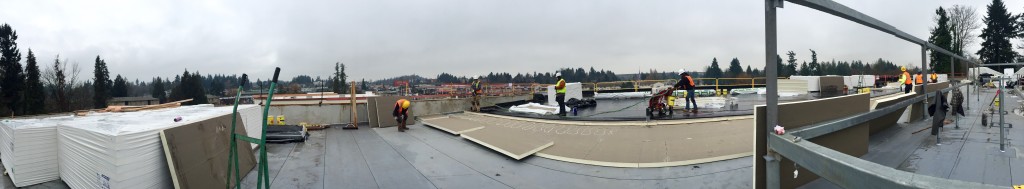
[394, 99, 411, 132]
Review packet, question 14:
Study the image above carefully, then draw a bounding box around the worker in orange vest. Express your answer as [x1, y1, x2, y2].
[673, 69, 697, 112]
[471, 76, 482, 112]
[898, 66, 912, 94]
[393, 99, 411, 132]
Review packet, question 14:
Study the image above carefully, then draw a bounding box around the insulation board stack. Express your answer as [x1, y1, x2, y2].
[546, 82, 583, 106]
[236, 105, 263, 149]
[58, 105, 235, 189]
[789, 76, 821, 92]
[843, 75, 875, 88]
[0, 114, 99, 187]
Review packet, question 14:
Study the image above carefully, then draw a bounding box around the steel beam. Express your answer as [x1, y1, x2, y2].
[978, 63, 1024, 67]
[763, 0, 781, 188]
[784, 0, 979, 65]
[791, 82, 968, 139]
[921, 46, 928, 120]
[767, 134, 1004, 189]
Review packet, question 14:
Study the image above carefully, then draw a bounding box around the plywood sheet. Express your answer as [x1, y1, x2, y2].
[367, 97, 379, 128]
[160, 113, 256, 189]
[373, 96, 415, 128]
[421, 116, 484, 135]
[754, 93, 870, 189]
[868, 93, 916, 134]
[460, 127, 553, 160]
[818, 76, 846, 97]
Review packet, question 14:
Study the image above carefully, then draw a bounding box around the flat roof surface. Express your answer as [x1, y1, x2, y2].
[802, 85, 1024, 188]
[232, 123, 754, 188]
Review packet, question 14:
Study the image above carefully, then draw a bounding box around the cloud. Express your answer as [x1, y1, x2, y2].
[0, 0, 1020, 82]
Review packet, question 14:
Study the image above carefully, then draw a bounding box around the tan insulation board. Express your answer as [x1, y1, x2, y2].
[373, 96, 415, 128]
[445, 113, 753, 167]
[460, 126, 553, 160]
[421, 116, 484, 135]
[367, 97, 379, 128]
[754, 93, 870, 189]
[868, 93, 916, 134]
[160, 113, 256, 189]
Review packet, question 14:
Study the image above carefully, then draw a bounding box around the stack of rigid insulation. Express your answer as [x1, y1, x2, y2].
[58, 104, 235, 189]
[0, 114, 95, 187]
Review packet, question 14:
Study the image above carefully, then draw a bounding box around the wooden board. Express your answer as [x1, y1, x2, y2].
[460, 127, 554, 160]
[754, 93, 870, 189]
[160, 113, 256, 189]
[367, 97, 379, 128]
[420, 116, 484, 135]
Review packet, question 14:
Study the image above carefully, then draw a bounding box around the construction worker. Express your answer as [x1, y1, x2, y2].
[673, 69, 697, 112]
[471, 76, 482, 112]
[930, 72, 939, 83]
[393, 99, 411, 132]
[899, 66, 912, 94]
[553, 73, 567, 116]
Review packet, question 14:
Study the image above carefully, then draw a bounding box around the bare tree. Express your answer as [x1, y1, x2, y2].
[949, 5, 980, 71]
[43, 55, 81, 112]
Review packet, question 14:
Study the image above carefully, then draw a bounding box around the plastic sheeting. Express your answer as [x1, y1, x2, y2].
[58, 105, 240, 189]
[593, 92, 650, 99]
[0, 114, 100, 187]
[509, 103, 559, 115]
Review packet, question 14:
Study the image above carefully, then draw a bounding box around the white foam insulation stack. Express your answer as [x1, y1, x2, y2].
[546, 82, 583, 106]
[789, 76, 821, 92]
[236, 105, 264, 149]
[843, 75, 875, 88]
[0, 114, 97, 187]
[58, 104, 240, 189]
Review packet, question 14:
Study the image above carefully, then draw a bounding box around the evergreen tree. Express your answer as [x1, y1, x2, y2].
[112, 74, 128, 97]
[332, 62, 348, 93]
[704, 58, 723, 78]
[727, 58, 743, 78]
[799, 61, 810, 76]
[0, 23, 24, 115]
[24, 49, 44, 114]
[808, 49, 820, 75]
[977, 0, 1018, 70]
[745, 65, 753, 76]
[92, 56, 110, 108]
[785, 51, 798, 77]
[929, 7, 954, 73]
[151, 77, 166, 103]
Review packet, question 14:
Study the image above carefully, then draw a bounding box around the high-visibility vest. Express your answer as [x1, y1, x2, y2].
[555, 79, 566, 94]
[902, 72, 912, 84]
[395, 99, 409, 113]
[930, 73, 938, 81]
[685, 76, 695, 87]
[472, 81, 482, 93]
[915, 74, 924, 84]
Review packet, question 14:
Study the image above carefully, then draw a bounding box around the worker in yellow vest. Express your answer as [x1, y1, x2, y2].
[471, 76, 482, 112]
[899, 66, 912, 94]
[930, 72, 938, 83]
[553, 73, 567, 116]
[393, 99, 411, 132]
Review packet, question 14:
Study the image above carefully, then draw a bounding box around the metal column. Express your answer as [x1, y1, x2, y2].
[921, 46, 928, 119]
[999, 77, 1005, 152]
[763, 0, 781, 188]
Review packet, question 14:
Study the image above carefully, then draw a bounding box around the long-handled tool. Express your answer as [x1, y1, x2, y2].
[227, 67, 281, 189]
[225, 73, 247, 189]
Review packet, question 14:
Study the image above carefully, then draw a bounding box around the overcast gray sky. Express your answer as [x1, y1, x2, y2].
[1, 0, 1022, 82]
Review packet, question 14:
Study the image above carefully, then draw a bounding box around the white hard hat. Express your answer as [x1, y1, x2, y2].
[473, 75, 480, 79]
[678, 69, 686, 74]
[555, 72, 561, 77]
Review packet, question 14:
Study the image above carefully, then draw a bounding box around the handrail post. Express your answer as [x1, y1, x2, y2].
[761, 0, 781, 188]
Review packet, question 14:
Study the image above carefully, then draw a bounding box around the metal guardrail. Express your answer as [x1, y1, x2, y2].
[763, 0, 1001, 188]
